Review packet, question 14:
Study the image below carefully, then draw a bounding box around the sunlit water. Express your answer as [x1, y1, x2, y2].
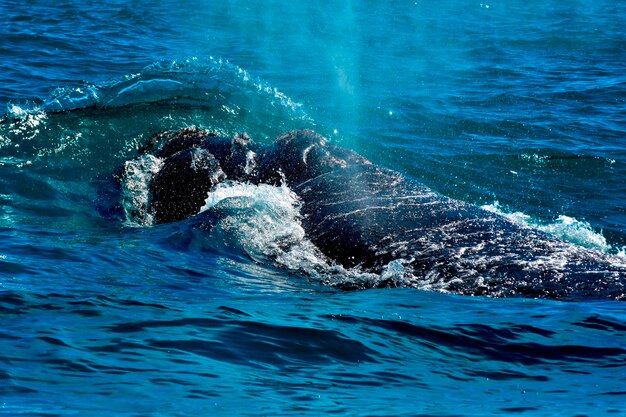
[1, 1, 625, 416]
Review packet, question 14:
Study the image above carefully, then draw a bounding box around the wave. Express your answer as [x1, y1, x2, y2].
[0, 57, 316, 193]
[39, 57, 308, 116]
[0, 57, 307, 120]
[0, 57, 318, 245]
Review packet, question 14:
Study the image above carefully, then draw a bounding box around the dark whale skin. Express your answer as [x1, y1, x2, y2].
[265, 130, 626, 299]
[150, 147, 225, 224]
[293, 164, 626, 299]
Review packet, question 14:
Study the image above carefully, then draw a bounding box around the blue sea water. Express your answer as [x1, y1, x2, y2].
[1, 0, 626, 415]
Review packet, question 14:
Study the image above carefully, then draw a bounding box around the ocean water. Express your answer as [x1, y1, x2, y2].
[1, 0, 626, 415]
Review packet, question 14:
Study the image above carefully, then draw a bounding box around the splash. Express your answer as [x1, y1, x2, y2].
[2, 104, 47, 143]
[121, 154, 164, 226]
[482, 201, 625, 257]
[199, 180, 410, 288]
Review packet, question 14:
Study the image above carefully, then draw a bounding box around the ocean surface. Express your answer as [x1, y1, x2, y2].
[1, 1, 626, 415]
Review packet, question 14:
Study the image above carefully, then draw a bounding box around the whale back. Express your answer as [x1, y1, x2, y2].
[294, 164, 626, 299]
[258, 129, 369, 186]
[111, 128, 626, 300]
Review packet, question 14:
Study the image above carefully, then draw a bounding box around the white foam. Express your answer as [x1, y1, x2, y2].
[200, 181, 315, 263]
[5, 104, 47, 139]
[199, 181, 410, 288]
[481, 201, 625, 257]
[121, 154, 163, 226]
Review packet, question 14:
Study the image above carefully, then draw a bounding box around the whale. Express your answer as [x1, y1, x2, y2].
[113, 128, 626, 300]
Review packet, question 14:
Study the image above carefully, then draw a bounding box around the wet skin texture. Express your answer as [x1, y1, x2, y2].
[114, 128, 626, 300]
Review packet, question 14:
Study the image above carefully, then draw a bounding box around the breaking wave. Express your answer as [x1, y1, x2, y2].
[0, 57, 314, 178]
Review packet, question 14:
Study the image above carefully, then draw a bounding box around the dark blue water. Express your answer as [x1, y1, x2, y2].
[1, 1, 626, 415]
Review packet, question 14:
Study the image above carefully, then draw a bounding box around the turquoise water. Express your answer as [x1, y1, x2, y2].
[1, 1, 626, 415]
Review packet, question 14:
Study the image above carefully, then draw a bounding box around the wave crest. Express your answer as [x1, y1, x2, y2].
[41, 57, 308, 119]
